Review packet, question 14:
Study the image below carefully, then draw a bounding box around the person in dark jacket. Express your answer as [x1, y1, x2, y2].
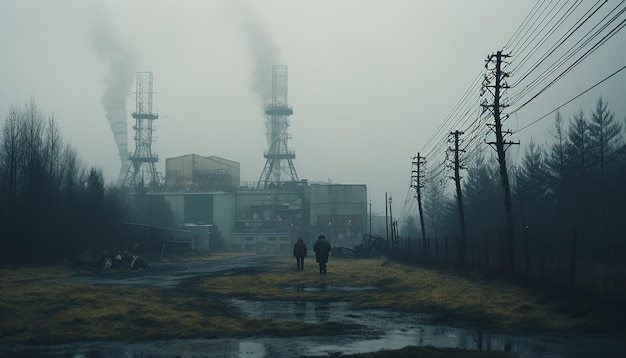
[313, 235, 332, 274]
[293, 237, 307, 270]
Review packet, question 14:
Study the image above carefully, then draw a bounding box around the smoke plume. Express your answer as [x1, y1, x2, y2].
[92, 28, 135, 185]
[229, 0, 281, 146]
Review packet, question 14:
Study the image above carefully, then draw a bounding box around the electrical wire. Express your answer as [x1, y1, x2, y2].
[402, 0, 626, 222]
[512, 63, 626, 134]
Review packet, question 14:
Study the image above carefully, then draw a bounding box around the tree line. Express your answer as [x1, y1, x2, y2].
[0, 99, 177, 263]
[402, 96, 626, 268]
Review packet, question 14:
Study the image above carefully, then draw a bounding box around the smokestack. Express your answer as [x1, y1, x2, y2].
[92, 29, 135, 185]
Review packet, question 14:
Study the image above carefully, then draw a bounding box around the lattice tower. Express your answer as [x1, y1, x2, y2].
[124, 72, 162, 190]
[257, 65, 299, 188]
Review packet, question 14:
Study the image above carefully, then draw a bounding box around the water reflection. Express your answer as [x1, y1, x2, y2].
[0, 339, 268, 358]
[284, 284, 377, 293]
[294, 300, 306, 319]
[3, 299, 624, 357]
[3, 325, 624, 358]
[314, 301, 330, 322]
[223, 298, 625, 358]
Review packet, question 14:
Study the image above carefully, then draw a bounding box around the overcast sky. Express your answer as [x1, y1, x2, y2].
[1, 0, 625, 214]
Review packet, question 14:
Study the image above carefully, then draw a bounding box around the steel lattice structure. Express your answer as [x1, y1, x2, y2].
[124, 72, 162, 190]
[257, 65, 299, 188]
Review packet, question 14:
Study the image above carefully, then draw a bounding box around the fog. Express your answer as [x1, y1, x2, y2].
[0, 0, 624, 213]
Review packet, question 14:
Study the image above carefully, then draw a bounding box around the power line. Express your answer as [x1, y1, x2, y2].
[513, 63, 626, 134]
[509, 2, 624, 105]
[510, 16, 626, 114]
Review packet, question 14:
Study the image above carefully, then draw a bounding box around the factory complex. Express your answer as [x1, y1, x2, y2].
[121, 68, 374, 253]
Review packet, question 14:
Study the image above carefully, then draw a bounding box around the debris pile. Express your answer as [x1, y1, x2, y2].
[98, 250, 149, 271]
[30, 245, 149, 272]
[331, 234, 387, 259]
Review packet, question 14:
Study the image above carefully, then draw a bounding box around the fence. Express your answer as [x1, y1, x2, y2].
[391, 228, 626, 299]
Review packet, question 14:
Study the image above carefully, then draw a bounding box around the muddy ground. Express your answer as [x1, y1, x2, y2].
[1, 254, 625, 357]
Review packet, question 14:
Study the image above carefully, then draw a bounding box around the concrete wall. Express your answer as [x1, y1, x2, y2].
[183, 223, 212, 252]
[161, 192, 235, 245]
[165, 154, 240, 190]
[154, 183, 368, 253]
[229, 233, 291, 253]
[213, 194, 236, 239]
[309, 184, 368, 248]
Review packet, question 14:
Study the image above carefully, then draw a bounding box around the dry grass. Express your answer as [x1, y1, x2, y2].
[0, 255, 611, 347]
[197, 256, 585, 332]
[0, 265, 341, 344]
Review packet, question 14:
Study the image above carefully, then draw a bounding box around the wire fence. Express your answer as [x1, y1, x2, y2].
[389, 227, 626, 300]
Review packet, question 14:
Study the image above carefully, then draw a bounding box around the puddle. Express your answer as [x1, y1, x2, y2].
[0, 339, 270, 358]
[227, 299, 353, 324]
[5, 255, 625, 357]
[224, 298, 625, 358]
[3, 329, 623, 358]
[284, 283, 378, 293]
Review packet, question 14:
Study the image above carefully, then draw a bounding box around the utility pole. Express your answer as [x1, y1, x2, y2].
[385, 192, 389, 250]
[411, 153, 428, 259]
[448, 131, 467, 265]
[388, 195, 395, 249]
[482, 50, 518, 272]
[369, 200, 372, 237]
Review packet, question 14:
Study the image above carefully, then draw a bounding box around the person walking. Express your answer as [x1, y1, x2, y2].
[293, 237, 307, 270]
[313, 234, 332, 274]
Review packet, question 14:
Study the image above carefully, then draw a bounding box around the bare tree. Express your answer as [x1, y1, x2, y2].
[0, 98, 128, 261]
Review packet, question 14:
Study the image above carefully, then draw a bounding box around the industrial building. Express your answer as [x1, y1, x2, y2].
[127, 67, 369, 253]
[156, 174, 367, 254]
[165, 154, 240, 191]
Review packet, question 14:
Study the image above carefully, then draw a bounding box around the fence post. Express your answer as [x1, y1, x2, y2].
[524, 226, 530, 275]
[499, 230, 505, 268]
[407, 236, 411, 259]
[570, 230, 577, 289]
[484, 231, 490, 268]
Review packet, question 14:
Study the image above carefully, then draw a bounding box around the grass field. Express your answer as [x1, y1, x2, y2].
[0, 261, 341, 344]
[1, 254, 620, 356]
[196, 256, 592, 333]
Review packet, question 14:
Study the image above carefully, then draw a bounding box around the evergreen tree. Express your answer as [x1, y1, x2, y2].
[399, 214, 420, 252]
[565, 108, 593, 239]
[423, 174, 449, 239]
[515, 139, 551, 233]
[462, 153, 503, 236]
[545, 111, 567, 226]
[587, 97, 623, 236]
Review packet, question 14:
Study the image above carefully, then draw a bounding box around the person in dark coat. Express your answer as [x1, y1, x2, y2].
[293, 237, 307, 270]
[313, 234, 332, 274]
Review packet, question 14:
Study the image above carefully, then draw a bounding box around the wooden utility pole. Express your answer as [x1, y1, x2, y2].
[411, 153, 428, 259]
[369, 200, 372, 237]
[388, 195, 395, 249]
[483, 50, 518, 272]
[385, 192, 389, 250]
[449, 131, 467, 265]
